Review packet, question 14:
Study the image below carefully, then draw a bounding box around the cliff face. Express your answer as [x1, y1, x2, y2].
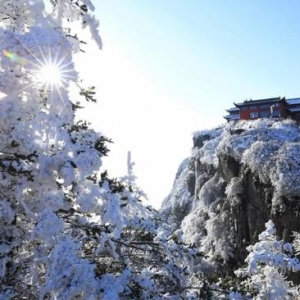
[161, 119, 300, 273]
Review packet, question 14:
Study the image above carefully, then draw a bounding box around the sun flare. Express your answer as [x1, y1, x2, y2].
[38, 63, 63, 87]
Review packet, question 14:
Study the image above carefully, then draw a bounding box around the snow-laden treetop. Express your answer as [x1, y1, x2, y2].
[0, 2, 207, 299]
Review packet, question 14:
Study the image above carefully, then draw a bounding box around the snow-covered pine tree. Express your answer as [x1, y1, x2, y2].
[0, 1, 205, 299]
[234, 220, 300, 299]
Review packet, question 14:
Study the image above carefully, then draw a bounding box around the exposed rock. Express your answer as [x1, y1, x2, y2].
[186, 170, 195, 196]
[193, 133, 211, 148]
[218, 153, 240, 182]
[230, 128, 246, 135]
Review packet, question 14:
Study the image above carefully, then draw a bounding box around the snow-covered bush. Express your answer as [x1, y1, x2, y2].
[181, 173, 234, 262]
[235, 220, 300, 299]
[225, 177, 243, 206]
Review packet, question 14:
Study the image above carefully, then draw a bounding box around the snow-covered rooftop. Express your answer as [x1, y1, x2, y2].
[286, 98, 300, 105]
[226, 107, 240, 112]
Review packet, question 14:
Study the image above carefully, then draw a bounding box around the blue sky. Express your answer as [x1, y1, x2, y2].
[77, 1, 300, 207]
[95, 0, 300, 99]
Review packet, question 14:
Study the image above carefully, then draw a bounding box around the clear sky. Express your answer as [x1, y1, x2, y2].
[75, 1, 300, 208]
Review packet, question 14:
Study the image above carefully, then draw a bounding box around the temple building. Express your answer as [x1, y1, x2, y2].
[224, 97, 300, 122]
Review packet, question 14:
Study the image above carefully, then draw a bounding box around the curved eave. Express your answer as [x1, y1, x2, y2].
[233, 102, 248, 108]
[226, 108, 240, 113]
[224, 115, 240, 120]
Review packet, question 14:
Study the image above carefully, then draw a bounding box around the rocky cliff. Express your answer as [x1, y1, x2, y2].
[161, 119, 300, 274]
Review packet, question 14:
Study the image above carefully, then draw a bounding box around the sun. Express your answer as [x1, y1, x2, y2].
[3, 45, 76, 94]
[38, 62, 64, 88]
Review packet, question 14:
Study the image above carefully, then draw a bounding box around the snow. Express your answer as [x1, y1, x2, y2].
[31, 208, 65, 246]
[225, 177, 243, 205]
[236, 220, 300, 299]
[41, 237, 101, 299]
[4, 1, 300, 298]
[0, 3, 208, 297]
[199, 133, 222, 166]
[162, 159, 191, 209]
[215, 119, 300, 200]
[0, 2, 177, 298]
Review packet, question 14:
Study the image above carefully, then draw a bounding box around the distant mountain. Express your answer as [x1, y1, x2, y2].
[161, 119, 300, 275]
